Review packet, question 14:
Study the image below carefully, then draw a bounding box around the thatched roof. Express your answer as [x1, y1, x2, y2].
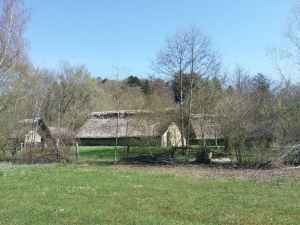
[190, 114, 221, 140]
[12, 118, 70, 140]
[11, 118, 48, 139]
[48, 127, 69, 137]
[76, 110, 164, 139]
[18, 118, 46, 127]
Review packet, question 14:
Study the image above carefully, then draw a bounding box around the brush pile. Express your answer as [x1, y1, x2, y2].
[118, 153, 186, 165]
[259, 144, 300, 169]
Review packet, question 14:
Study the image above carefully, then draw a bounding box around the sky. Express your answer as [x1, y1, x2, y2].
[24, 0, 295, 80]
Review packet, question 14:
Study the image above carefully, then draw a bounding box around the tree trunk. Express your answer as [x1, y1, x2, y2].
[114, 108, 119, 164]
[55, 137, 60, 159]
[75, 140, 79, 160]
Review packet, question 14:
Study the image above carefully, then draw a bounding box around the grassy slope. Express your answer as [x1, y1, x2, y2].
[0, 147, 300, 224]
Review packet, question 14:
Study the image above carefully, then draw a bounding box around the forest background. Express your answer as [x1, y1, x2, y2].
[2, 0, 300, 166]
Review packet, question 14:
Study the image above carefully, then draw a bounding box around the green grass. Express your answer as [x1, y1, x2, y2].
[78, 145, 172, 163]
[0, 147, 300, 224]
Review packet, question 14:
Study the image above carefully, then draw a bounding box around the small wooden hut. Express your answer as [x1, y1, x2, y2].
[12, 118, 71, 148]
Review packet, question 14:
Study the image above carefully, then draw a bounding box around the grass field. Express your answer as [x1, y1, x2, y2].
[1, 146, 300, 224]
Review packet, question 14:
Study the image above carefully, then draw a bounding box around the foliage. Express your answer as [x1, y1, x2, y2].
[0, 0, 32, 148]
[126, 75, 141, 86]
[216, 67, 276, 165]
[0, 0, 31, 82]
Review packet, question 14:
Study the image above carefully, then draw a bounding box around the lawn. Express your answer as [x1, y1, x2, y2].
[0, 146, 300, 224]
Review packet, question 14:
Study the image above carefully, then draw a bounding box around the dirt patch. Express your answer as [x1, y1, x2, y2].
[191, 165, 300, 180]
[118, 164, 300, 180]
[117, 153, 300, 180]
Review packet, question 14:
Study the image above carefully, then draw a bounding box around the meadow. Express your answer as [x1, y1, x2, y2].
[0, 146, 300, 224]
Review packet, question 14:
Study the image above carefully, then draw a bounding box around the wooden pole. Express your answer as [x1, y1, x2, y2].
[75, 140, 79, 160]
[55, 137, 60, 159]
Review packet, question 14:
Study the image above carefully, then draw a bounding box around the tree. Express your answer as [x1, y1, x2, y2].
[0, 0, 31, 118]
[185, 25, 222, 148]
[267, 1, 300, 82]
[266, 1, 300, 149]
[25, 67, 56, 122]
[193, 77, 223, 148]
[151, 26, 189, 152]
[109, 65, 130, 163]
[53, 61, 104, 131]
[140, 79, 152, 96]
[252, 73, 270, 94]
[281, 1, 300, 78]
[248, 74, 276, 164]
[217, 67, 277, 166]
[0, 0, 31, 82]
[275, 82, 300, 147]
[0, 0, 32, 152]
[216, 66, 253, 165]
[152, 24, 222, 153]
[126, 76, 141, 87]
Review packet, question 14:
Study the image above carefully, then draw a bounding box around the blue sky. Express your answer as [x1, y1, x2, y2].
[24, 0, 294, 80]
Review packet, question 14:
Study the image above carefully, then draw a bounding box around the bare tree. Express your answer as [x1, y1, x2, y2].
[266, 1, 300, 82]
[152, 24, 222, 153]
[216, 66, 253, 165]
[26, 67, 55, 121]
[152, 27, 189, 151]
[0, 0, 31, 85]
[0, 0, 32, 152]
[110, 65, 130, 163]
[0, 0, 31, 116]
[266, 1, 300, 149]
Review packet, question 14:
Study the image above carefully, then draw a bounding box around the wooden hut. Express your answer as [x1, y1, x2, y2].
[75, 110, 185, 147]
[12, 118, 71, 148]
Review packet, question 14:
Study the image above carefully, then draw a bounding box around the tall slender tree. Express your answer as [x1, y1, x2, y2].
[0, 0, 32, 150]
[152, 24, 222, 153]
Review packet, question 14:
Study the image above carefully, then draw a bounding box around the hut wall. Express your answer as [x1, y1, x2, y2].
[80, 138, 130, 146]
[25, 130, 43, 144]
[161, 123, 185, 147]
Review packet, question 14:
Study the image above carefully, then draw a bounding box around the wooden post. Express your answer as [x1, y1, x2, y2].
[208, 152, 213, 164]
[55, 137, 60, 159]
[41, 136, 45, 152]
[75, 140, 79, 160]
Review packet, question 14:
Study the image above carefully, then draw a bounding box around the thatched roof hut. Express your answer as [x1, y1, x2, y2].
[76, 110, 159, 138]
[11, 118, 71, 147]
[11, 118, 49, 143]
[75, 110, 185, 147]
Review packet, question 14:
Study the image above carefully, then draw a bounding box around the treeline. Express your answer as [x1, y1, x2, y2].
[1, 0, 300, 166]
[3, 60, 300, 147]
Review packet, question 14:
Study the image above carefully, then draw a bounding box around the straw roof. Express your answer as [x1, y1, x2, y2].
[48, 127, 69, 137]
[76, 110, 163, 139]
[12, 118, 70, 140]
[76, 111, 223, 140]
[11, 118, 48, 139]
[190, 114, 221, 140]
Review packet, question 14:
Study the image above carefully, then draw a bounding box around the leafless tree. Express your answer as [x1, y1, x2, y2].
[110, 65, 130, 163]
[0, 0, 32, 151]
[152, 24, 222, 153]
[266, 1, 300, 82]
[0, 0, 31, 82]
[266, 1, 300, 149]
[216, 66, 253, 165]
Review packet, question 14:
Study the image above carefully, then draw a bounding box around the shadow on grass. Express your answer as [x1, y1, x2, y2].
[77, 146, 166, 165]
